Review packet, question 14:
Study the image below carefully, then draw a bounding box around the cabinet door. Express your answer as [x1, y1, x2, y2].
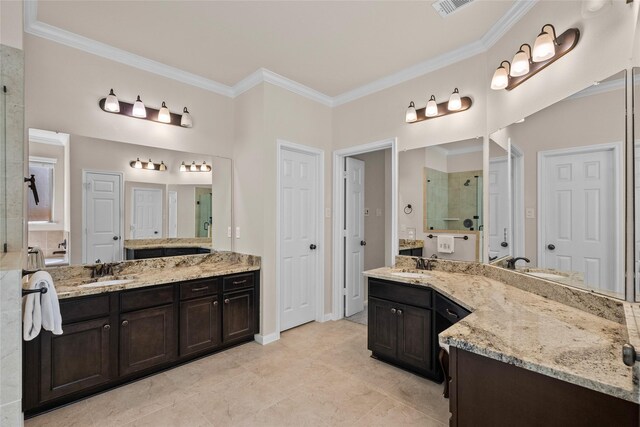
[222, 290, 254, 343]
[367, 297, 397, 360]
[397, 303, 433, 373]
[119, 305, 176, 376]
[180, 295, 221, 356]
[40, 317, 112, 402]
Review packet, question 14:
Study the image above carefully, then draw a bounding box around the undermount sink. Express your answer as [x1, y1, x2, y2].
[526, 272, 565, 280]
[390, 272, 432, 279]
[78, 279, 133, 288]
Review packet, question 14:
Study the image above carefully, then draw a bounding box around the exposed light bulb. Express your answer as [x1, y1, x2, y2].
[425, 95, 438, 117]
[532, 25, 556, 62]
[158, 101, 171, 123]
[190, 161, 198, 172]
[491, 62, 510, 90]
[134, 158, 143, 169]
[510, 44, 531, 77]
[132, 95, 147, 118]
[180, 161, 187, 172]
[447, 88, 462, 111]
[405, 101, 417, 123]
[104, 89, 120, 112]
[146, 159, 155, 170]
[181, 107, 193, 128]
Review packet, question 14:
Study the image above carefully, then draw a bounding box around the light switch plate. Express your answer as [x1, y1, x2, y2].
[235, 226, 240, 238]
[364, 208, 369, 216]
[376, 208, 382, 217]
[526, 208, 535, 219]
[227, 226, 232, 238]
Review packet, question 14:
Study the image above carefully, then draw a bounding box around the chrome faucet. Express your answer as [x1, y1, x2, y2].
[416, 254, 438, 271]
[415, 257, 426, 270]
[425, 254, 438, 271]
[506, 257, 530, 269]
[85, 262, 118, 278]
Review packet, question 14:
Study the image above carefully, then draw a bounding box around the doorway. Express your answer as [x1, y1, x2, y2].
[83, 170, 123, 264]
[333, 138, 397, 322]
[276, 140, 325, 334]
[131, 187, 163, 239]
[538, 142, 623, 295]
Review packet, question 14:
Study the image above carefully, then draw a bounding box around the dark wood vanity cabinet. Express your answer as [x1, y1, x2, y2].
[399, 248, 423, 257]
[23, 270, 260, 417]
[125, 247, 211, 260]
[368, 279, 437, 379]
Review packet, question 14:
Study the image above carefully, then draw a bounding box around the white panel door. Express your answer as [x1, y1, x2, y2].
[85, 172, 122, 263]
[168, 191, 178, 238]
[131, 188, 163, 239]
[345, 157, 365, 317]
[541, 148, 616, 292]
[280, 148, 318, 331]
[488, 158, 510, 260]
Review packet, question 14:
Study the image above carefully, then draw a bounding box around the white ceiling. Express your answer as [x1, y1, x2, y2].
[35, 0, 518, 97]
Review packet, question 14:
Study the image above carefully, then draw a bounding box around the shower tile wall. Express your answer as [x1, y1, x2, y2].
[28, 230, 69, 258]
[448, 170, 481, 231]
[426, 168, 448, 230]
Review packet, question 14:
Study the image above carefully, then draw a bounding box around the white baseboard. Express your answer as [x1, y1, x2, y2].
[254, 332, 280, 345]
[320, 313, 333, 322]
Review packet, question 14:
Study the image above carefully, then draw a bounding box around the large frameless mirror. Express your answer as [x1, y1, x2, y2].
[490, 70, 626, 299]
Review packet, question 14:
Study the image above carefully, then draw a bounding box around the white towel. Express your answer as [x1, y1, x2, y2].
[437, 235, 455, 254]
[23, 271, 63, 341]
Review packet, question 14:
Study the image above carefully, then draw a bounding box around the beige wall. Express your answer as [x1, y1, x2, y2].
[0, 0, 23, 49]
[352, 149, 389, 272]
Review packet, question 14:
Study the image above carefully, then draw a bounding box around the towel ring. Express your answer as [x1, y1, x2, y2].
[404, 204, 413, 214]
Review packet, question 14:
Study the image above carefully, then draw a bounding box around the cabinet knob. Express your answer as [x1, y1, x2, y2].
[121, 320, 129, 327]
[224, 299, 230, 304]
[397, 309, 403, 316]
[390, 308, 396, 314]
[213, 301, 219, 306]
[103, 324, 111, 330]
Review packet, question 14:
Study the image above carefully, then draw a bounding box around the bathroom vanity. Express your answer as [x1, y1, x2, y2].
[22, 253, 260, 417]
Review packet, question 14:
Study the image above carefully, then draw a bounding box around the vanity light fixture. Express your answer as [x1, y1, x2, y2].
[180, 161, 212, 172]
[510, 44, 532, 77]
[129, 158, 167, 171]
[157, 102, 171, 123]
[180, 162, 187, 172]
[132, 95, 147, 118]
[405, 88, 472, 124]
[104, 89, 120, 112]
[99, 90, 193, 128]
[490, 24, 579, 91]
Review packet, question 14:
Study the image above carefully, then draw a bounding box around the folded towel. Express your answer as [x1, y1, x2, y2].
[437, 235, 455, 254]
[27, 246, 45, 270]
[23, 271, 63, 341]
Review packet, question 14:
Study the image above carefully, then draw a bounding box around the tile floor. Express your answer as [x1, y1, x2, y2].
[345, 302, 368, 326]
[25, 320, 449, 426]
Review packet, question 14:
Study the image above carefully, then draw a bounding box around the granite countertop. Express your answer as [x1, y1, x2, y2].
[364, 265, 636, 403]
[123, 238, 212, 250]
[39, 252, 260, 299]
[398, 239, 424, 250]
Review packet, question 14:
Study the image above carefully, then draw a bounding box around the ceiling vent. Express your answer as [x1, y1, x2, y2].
[432, 0, 474, 17]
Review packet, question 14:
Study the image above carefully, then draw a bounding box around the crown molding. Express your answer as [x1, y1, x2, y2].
[567, 77, 625, 101]
[24, 0, 535, 108]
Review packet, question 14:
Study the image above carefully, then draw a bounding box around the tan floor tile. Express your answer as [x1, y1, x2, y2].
[383, 373, 450, 423]
[25, 400, 95, 427]
[123, 399, 212, 427]
[353, 397, 447, 426]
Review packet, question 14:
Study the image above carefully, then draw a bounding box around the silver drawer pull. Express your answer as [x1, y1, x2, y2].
[232, 280, 247, 285]
[191, 286, 209, 292]
[445, 308, 459, 319]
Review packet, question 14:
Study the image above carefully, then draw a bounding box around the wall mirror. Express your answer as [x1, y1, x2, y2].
[490, 70, 626, 299]
[487, 135, 513, 262]
[634, 67, 640, 301]
[27, 129, 232, 266]
[398, 139, 483, 262]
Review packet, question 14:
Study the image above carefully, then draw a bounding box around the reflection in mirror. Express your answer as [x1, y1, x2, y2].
[487, 137, 511, 262]
[635, 67, 640, 301]
[27, 130, 233, 266]
[492, 70, 626, 299]
[398, 139, 483, 262]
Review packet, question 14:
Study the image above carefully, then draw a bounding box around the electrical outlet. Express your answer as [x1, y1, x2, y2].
[235, 226, 240, 238]
[526, 208, 535, 219]
[376, 208, 382, 217]
[364, 208, 370, 216]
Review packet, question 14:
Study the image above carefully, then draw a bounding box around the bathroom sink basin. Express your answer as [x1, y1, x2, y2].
[526, 272, 565, 280]
[78, 279, 133, 288]
[390, 272, 432, 280]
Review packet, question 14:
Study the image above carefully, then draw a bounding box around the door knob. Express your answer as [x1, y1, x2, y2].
[154, 231, 159, 234]
[113, 236, 119, 241]
[360, 240, 366, 246]
[310, 244, 317, 250]
[547, 244, 556, 250]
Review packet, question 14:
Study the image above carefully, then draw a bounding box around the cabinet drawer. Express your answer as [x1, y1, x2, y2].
[165, 247, 199, 257]
[180, 278, 219, 300]
[435, 293, 470, 322]
[368, 279, 432, 309]
[60, 294, 111, 324]
[133, 248, 164, 259]
[120, 285, 174, 312]
[222, 273, 254, 291]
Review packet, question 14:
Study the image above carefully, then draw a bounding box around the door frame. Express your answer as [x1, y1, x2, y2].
[511, 143, 525, 258]
[130, 187, 163, 239]
[332, 138, 398, 320]
[82, 169, 124, 264]
[537, 142, 624, 294]
[275, 139, 325, 341]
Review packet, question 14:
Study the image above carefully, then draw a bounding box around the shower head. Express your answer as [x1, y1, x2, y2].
[463, 179, 471, 186]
